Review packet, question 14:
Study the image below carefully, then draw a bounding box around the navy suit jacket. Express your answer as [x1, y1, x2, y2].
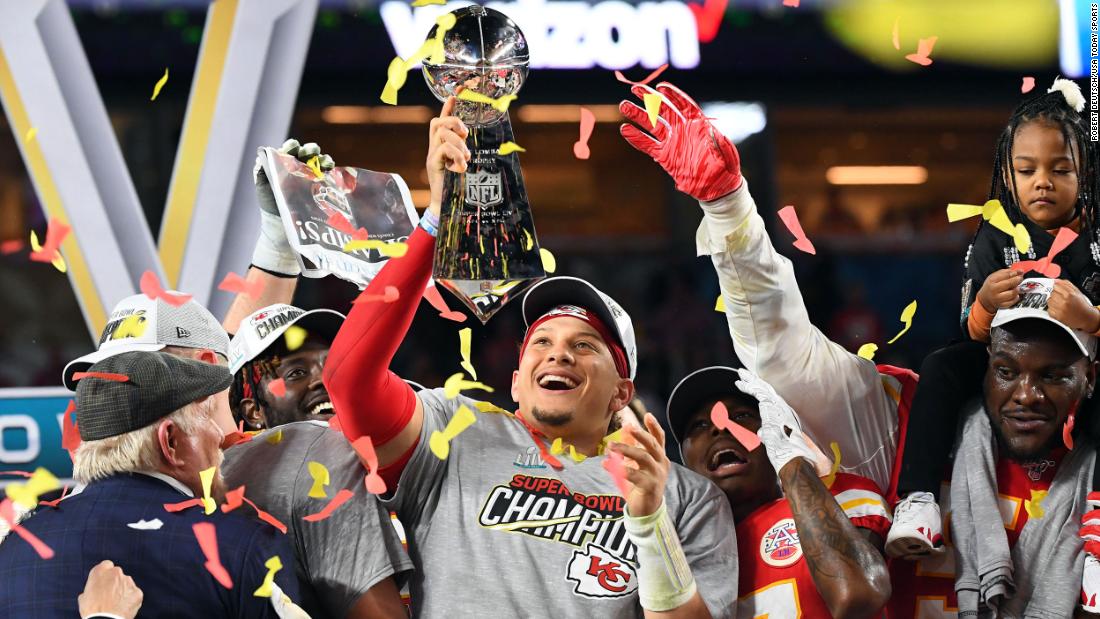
[0, 473, 299, 618]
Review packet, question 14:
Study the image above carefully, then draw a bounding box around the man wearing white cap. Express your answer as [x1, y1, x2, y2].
[320, 97, 737, 617]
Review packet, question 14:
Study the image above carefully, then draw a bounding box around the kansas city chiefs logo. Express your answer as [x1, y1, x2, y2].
[566, 544, 637, 599]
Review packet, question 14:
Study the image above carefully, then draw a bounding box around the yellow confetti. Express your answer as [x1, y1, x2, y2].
[947, 199, 1031, 253]
[457, 89, 518, 113]
[458, 327, 477, 380]
[380, 56, 408, 105]
[252, 556, 284, 598]
[551, 437, 564, 455]
[822, 442, 841, 489]
[1024, 489, 1048, 519]
[521, 229, 534, 251]
[150, 68, 169, 101]
[540, 248, 557, 274]
[643, 93, 663, 129]
[307, 461, 330, 499]
[474, 401, 510, 415]
[857, 343, 878, 360]
[428, 13, 457, 65]
[568, 444, 587, 463]
[886, 300, 917, 345]
[5, 467, 60, 510]
[284, 326, 307, 352]
[199, 466, 216, 515]
[265, 429, 283, 445]
[429, 404, 477, 460]
[343, 239, 409, 258]
[598, 429, 624, 455]
[24, 127, 37, 143]
[411, 0, 446, 6]
[29, 230, 67, 273]
[305, 156, 324, 179]
[443, 372, 494, 399]
[407, 38, 442, 68]
[498, 141, 526, 155]
[714, 295, 726, 313]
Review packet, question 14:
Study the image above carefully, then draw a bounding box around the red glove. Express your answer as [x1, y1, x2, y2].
[619, 82, 743, 202]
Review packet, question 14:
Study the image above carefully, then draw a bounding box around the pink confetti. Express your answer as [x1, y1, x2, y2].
[782, 0, 799, 6]
[327, 212, 369, 240]
[193, 522, 233, 589]
[303, 489, 355, 522]
[38, 485, 70, 508]
[61, 400, 80, 461]
[1021, 76, 1036, 93]
[905, 36, 937, 66]
[71, 372, 129, 383]
[1064, 405, 1076, 450]
[353, 285, 400, 305]
[221, 485, 287, 533]
[351, 436, 388, 495]
[28, 218, 70, 265]
[777, 205, 816, 255]
[139, 270, 192, 307]
[0, 240, 24, 255]
[710, 401, 762, 451]
[573, 107, 596, 160]
[603, 450, 631, 498]
[423, 284, 467, 322]
[267, 378, 286, 398]
[0, 498, 54, 559]
[614, 64, 668, 87]
[1012, 227, 1077, 278]
[218, 271, 265, 300]
[163, 498, 204, 513]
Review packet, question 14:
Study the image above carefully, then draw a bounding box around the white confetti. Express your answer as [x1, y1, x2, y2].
[127, 518, 163, 530]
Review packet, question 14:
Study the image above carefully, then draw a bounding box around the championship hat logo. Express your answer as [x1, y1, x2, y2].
[760, 518, 802, 568]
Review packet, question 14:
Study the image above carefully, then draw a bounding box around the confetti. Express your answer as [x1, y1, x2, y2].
[222, 486, 245, 512]
[782, 0, 799, 6]
[1012, 227, 1076, 278]
[24, 127, 37, 143]
[307, 462, 330, 499]
[710, 402, 762, 451]
[253, 556, 283, 598]
[429, 404, 477, 460]
[150, 68, 169, 101]
[164, 498, 205, 512]
[139, 270, 192, 307]
[457, 89, 518, 113]
[354, 285, 400, 304]
[643, 93, 662, 129]
[0, 239, 24, 254]
[1022, 76, 1036, 93]
[568, 444, 586, 463]
[822, 442, 841, 489]
[905, 36, 937, 66]
[29, 217, 70, 272]
[947, 199, 1030, 253]
[603, 450, 631, 497]
[777, 205, 816, 255]
[343, 239, 409, 258]
[443, 372, 494, 399]
[193, 522, 233, 589]
[411, 0, 446, 5]
[857, 343, 878, 360]
[573, 107, 596, 160]
[303, 489, 355, 522]
[5, 468, 60, 509]
[127, 518, 164, 530]
[715, 295, 726, 312]
[283, 326, 308, 352]
[70, 371, 129, 383]
[218, 271, 265, 301]
[424, 284, 467, 322]
[1064, 407, 1076, 450]
[38, 485, 70, 509]
[265, 429, 283, 445]
[326, 211, 360, 238]
[886, 300, 917, 345]
[458, 328, 477, 380]
[498, 141, 526, 155]
[551, 437, 565, 455]
[688, 0, 727, 44]
[1024, 488, 1048, 519]
[614, 63, 668, 87]
[305, 156, 324, 179]
[61, 400, 80, 460]
[268, 378, 286, 398]
[0, 498, 54, 559]
[220, 486, 287, 533]
[891, 18, 900, 50]
[199, 466, 217, 515]
[351, 436, 387, 495]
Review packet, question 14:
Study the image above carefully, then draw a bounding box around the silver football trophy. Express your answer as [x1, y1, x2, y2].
[423, 5, 545, 323]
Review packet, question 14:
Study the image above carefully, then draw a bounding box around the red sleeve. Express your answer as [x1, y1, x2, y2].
[322, 227, 435, 447]
[830, 473, 892, 540]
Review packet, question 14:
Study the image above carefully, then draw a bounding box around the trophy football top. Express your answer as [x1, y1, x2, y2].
[422, 6, 529, 126]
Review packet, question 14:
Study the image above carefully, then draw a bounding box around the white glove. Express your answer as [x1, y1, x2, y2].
[250, 139, 334, 277]
[734, 368, 831, 476]
[1083, 555, 1100, 614]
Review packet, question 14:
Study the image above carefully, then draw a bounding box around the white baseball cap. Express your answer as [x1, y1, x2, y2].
[991, 277, 1098, 360]
[521, 276, 637, 380]
[228, 304, 345, 374]
[63, 293, 230, 390]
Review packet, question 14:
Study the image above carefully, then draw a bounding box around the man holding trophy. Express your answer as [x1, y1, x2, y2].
[320, 6, 737, 617]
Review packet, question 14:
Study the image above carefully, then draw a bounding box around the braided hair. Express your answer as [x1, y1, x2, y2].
[229, 355, 283, 428]
[987, 78, 1099, 261]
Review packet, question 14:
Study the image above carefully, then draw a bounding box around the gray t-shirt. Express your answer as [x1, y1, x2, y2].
[223, 421, 413, 619]
[386, 388, 738, 618]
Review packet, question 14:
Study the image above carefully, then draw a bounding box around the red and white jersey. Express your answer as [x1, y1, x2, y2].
[886, 448, 1066, 618]
[737, 473, 892, 618]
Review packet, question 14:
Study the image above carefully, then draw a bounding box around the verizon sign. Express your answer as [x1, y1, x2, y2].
[380, 0, 702, 70]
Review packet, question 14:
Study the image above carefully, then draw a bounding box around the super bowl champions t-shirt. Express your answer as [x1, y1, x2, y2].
[223, 421, 413, 619]
[386, 388, 738, 618]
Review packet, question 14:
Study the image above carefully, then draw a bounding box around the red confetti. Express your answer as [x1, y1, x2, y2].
[70, 372, 129, 383]
[710, 401, 762, 451]
[603, 450, 631, 498]
[221, 485, 287, 533]
[267, 378, 287, 398]
[61, 400, 80, 461]
[777, 205, 816, 255]
[1065, 404, 1077, 450]
[351, 436, 387, 495]
[139, 270, 192, 307]
[614, 63, 668, 87]
[1012, 227, 1077, 278]
[782, 0, 799, 6]
[220, 431, 252, 449]
[688, 0, 727, 44]
[163, 498, 205, 513]
[905, 36, 937, 66]
[327, 212, 369, 240]
[28, 218, 70, 265]
[217, 271, 265, 301]
[1, 471, 34, 478]
[0, 498, 54, 559]
[573, 107, 596, 160]
[514, 413, 563, 469]
[303, 489, 355, 522]
[0, 240, 24, 255]
[423, 284, 467, 323]
[193, 522, 233, 589]
[38, 485, 71, 509]
[353, 285, 400, 305]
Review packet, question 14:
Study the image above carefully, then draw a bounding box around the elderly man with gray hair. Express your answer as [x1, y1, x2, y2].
[0, 351, 301, 618]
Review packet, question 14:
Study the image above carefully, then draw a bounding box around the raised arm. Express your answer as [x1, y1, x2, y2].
[323, 98, 470, 470]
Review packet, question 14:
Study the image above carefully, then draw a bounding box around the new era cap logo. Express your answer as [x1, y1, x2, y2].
[176, 327, 191, 339]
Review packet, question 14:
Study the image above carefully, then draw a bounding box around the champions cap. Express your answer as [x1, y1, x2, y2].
[991, 277, 1098, 360]
[665, 365, 756, 461]
[228, 304, 345, 374]
[63, 293, 230, 390]
[521, 276, 637, 380]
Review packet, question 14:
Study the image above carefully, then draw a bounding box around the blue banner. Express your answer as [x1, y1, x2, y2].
[0, 388, 75, 484]
[1060, 0, 1098, 78]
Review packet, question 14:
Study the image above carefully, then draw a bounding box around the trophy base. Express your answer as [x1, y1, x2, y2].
[436, 276, 540, 324]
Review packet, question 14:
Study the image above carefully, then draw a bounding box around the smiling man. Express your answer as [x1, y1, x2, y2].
[667, 366, 892, 618]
